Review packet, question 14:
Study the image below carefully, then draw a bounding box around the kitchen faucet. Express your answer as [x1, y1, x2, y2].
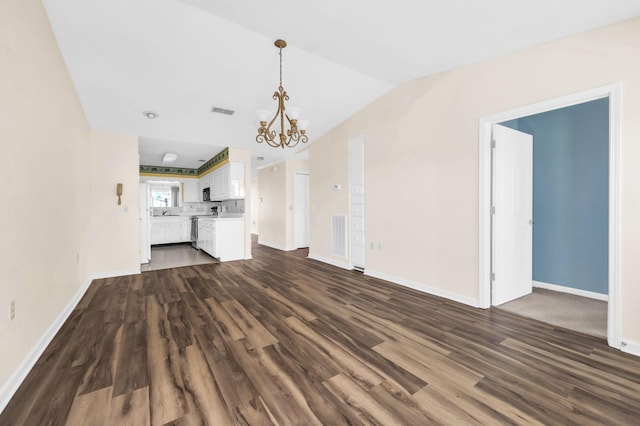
[162, 210, 168, 216]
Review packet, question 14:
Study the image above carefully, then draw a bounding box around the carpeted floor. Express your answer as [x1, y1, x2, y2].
[497, 287, 607, 338]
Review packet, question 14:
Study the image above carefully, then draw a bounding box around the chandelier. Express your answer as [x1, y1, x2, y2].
[256, 39, 309, 149]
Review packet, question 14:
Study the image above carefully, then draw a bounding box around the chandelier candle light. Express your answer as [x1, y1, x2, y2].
[256, 39, 309, 149]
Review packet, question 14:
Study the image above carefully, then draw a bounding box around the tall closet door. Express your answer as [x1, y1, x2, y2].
[349, 136, 365, 271]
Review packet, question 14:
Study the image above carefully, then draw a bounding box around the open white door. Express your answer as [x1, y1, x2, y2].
[139, 183, 151, 264]
[293, 172, 310, 248]
[492, 124, 533, 305]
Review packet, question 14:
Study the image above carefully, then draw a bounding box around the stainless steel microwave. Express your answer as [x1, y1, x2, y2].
[203, 187, 211, 201]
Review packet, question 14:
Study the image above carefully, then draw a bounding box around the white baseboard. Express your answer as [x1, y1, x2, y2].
[307, 254, 352, 270]
[0, 274, 94, 414]
[0, 267, 142, 413]
[365, 269, 479, 308]
[92, 267, 141, 280]
[620, 340, 640, 357]
[533, 281, 608, 302]
[257, 240, 296, 252]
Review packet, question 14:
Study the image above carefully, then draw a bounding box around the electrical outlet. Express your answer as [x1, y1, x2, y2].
[10, 300, 15, 320]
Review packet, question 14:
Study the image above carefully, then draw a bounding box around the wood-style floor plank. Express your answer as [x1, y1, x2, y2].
[2, 236, 640, 425]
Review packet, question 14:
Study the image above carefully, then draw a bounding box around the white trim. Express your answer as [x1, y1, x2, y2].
[607, 83, 621, 349]
[478, 83, 622, 350]
[0, 275, 93, 413]
[365, 269, 479, 308]
[293, 170, 310, 249]
[258, 240, 296, 252]
[620, 340, 640, 357]
[307, 254, 352, 270]
[532, 281, 608, 302]
[91, 267, 140, 280]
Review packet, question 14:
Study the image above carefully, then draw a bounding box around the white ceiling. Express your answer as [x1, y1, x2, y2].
[42, 0, 640, 174]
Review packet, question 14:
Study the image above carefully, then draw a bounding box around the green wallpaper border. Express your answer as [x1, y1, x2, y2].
[140, 148, 229, 177]
[198, 147, 228, 175]
[139, 165, 198, 176]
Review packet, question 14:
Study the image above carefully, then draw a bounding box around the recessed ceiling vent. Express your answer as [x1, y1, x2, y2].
[211, 106, 235, 115]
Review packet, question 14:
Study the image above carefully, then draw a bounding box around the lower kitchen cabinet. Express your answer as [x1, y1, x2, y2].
[197, 218, 244, 261]
[198, 219, 215, 256]
[150, 217, 191, 245]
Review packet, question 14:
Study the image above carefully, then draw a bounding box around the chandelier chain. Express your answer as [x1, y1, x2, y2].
[279, 46, 283, 88]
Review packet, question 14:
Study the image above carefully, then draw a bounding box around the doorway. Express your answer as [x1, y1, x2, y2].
[478, 83, 621, 348]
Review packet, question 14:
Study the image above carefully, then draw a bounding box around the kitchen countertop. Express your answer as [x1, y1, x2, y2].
[196, 217, 244, 221]
[151, 215, 243, 220]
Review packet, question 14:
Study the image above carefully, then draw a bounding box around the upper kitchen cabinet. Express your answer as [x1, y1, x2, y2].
[212, 162, 244, 200]
[182, 179, 199, 203]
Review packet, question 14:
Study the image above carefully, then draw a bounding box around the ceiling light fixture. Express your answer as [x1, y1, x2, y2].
[256, 39, 309, 149]
[162, 152, 178, 163]
[143, 111, 159, 119]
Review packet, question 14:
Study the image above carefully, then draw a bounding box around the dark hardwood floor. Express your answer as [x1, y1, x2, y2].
[2, 237, 640, 425]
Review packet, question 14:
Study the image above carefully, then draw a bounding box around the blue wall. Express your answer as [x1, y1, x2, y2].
[500, 98, 609, 295]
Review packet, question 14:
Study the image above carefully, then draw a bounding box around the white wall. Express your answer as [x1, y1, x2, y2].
[258, 162, 287, 250]
[258, 159, 309, 250]
[309, 17, 640, 344]
[0, 0, 141, 396]
[228, 148, 252, 259]
[0, 0, 91, 386]
[86, 130, 140, 275]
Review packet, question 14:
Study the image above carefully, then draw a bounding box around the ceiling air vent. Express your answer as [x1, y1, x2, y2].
[211, 106, 235, 115]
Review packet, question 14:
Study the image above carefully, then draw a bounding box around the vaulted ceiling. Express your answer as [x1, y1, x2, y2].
[42, 0, 640, 172]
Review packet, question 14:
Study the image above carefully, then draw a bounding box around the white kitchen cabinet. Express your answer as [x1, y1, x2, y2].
[217, 165, 230, 200]
[183, 179, 199, 203]
[196, 218, 244, 261]
[210, 168, 221, 200]
[165, 221, 182, 242]
[150, 221, 164, 245]
[151, 217, 191, 245]
[198, 173, 211, 201]
[180, 219, 191, 241]
[214, 219, 244, 261]
[198, 218, 215, 256]
[196, 162, 244, 202]
[207, 162, 244, 201]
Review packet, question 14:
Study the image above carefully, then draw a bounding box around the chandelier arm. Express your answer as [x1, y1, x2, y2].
[264, 91, 282, 135]
[256, 129, 279, 146]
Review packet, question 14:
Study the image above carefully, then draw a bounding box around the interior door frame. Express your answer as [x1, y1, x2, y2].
[293, 171, 310, 248]
[478, 83, 621, 349]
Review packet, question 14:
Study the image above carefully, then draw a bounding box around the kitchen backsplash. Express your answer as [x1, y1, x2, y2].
[152, 199, 245, 216]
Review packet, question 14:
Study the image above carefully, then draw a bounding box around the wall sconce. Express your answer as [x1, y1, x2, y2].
[116, 183, 123, 205]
